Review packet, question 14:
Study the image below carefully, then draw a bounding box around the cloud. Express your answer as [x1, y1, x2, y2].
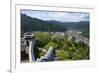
[50, 12, 66, 18]
[62, 13, 89, 22]
[21, 10, 89, 22]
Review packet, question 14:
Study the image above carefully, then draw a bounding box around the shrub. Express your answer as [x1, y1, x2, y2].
[44, 42, 58, 50]
[56, 49, 68, 60]
[35, 32, 52, 47]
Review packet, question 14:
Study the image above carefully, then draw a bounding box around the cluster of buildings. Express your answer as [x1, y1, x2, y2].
[66, 30, 89, 46]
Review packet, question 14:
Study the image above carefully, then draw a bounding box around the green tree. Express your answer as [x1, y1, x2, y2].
[35, 32, 52, 47]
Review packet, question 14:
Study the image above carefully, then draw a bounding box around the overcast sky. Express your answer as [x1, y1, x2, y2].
[21, 10, 90, 22]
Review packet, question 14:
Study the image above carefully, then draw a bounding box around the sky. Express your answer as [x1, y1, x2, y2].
[21, 10, 90, 22]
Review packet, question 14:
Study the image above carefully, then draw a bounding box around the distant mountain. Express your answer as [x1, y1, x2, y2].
[21, 14, 66, 32]
[21, 14, 89, 36]
[63, 21, 89, 31]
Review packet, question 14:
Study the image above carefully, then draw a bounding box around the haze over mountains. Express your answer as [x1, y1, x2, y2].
[21, 14, 89, 36]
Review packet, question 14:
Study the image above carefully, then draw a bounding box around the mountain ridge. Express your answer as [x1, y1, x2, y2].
[21, 14, 89, 34]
